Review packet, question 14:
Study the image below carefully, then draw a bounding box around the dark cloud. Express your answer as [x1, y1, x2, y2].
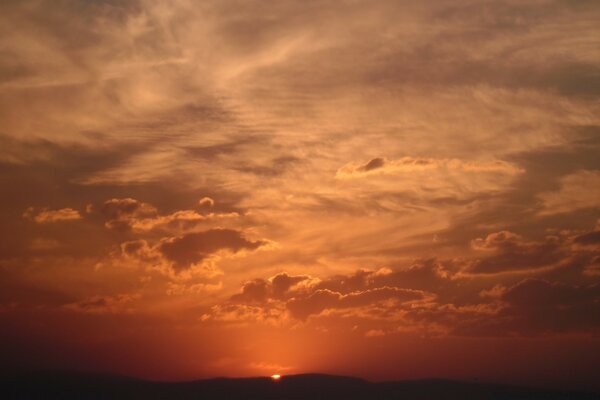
[158, 229, 266, 271]
[101, 198, 158, 220]
[100, 198, 158, 231]
[0, 134, 208, 260]
[231, 272, 312, 304]
[466, 232, 565, 274]
[358, 157, 386, 172]
[224, 269, 430, 321]
[271, 272, 311, 299]
[231, 278, 270, 304]
[287, 286, 427, 320]
[574, 230, 600, 246]
[491, 279, 600, 335]
[402, 276, 600, 337]
[502, 278, 599, 309]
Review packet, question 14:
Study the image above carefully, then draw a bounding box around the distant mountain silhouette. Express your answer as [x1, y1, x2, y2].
[1, 371, 598, 399]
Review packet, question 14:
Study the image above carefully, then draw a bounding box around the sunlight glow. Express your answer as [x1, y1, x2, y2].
[271, 374, 281, 381]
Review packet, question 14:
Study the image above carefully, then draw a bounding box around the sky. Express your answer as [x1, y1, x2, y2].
[1, 0, 599, 391]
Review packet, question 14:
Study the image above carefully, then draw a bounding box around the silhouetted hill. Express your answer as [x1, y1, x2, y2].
[0, 371, 598, 399]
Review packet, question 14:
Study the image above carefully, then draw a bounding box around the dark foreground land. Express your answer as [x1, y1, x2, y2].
[1, 371, 598, 400]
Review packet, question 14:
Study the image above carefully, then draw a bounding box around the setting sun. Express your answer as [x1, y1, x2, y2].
[271, 374, 281, 381]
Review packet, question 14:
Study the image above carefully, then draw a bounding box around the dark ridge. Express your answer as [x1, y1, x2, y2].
[0, 370, 598, 400]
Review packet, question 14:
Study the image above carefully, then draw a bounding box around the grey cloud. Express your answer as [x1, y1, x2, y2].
[359, 157, 386, 172]
[286, 286, 427, 320]
[466, 232, 564, 274]
[100, 198, 158, 231]
[158, 229, 266, 271]
[494, 278, 600, 334]
[574, 230, 600, 246]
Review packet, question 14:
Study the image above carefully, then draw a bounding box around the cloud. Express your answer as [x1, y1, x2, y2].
[537, 170, 600, 215]
[99, 197, 238, 232]
[574, 228, 600, 251]
[465, 231, 565, 274]
[497, 278, 600, 334]
[332, 156, 526, 208]
[116, 227, 268, 275]
[166, 281, 223, 296]
[231, 272, 315, 303]
[23, 207, 82, 223]
[157, 229, 266, 271]
[62, 293, 141, 314]
[199, 197, 215, 208]
[400, 276, 600, 337]
[470, 231, 523, 251]
[209, 269, 431, 322]
[99, 198, 159, 231]
[336, 157, 524, 178]
[286, 286, 428, 320]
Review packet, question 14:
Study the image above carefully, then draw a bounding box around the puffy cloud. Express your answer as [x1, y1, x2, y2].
[198, 197, 215, 208]
[470, 231, 523, 251]
[202, 232, 600, 335]
[210, 269, 431, 322]
[230, 278, 270, 303]
[23, 207, 81, 223]
[101, 198, 158, 220]
[202, 303, 286, 325]
[400, 278, 600, 337]
[286, 286, 428, 320]
[158, 229, 266, 271]
[465, 231, 564, 274]
[138, 210, 240, 233]
[120, 239, 159, 264]
[99, 197, 238, 232]
[100, 198, 158, 231]
[231, 272, 315, 303]
[117, 228, 267, 277]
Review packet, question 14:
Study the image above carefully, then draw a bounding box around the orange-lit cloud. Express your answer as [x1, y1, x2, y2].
[337, 157, 523, 177]
[23, 207, 82, 223]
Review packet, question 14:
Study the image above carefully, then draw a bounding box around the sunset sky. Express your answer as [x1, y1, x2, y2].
[1, 0, 599, 391]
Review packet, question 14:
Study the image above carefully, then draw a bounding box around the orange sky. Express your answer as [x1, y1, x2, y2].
[1, 0, 599, 391]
